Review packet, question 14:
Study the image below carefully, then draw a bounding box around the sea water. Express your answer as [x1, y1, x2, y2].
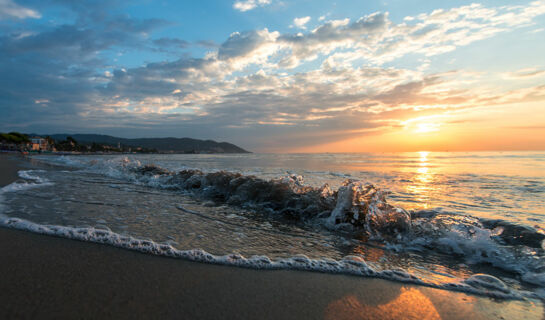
[0, 152, 543, 300]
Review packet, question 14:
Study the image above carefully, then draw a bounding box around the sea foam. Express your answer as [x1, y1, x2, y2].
[0, 170, 53, 194]
[0, 214, 536, 300]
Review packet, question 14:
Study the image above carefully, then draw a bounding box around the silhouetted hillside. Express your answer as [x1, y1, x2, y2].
[46, 134, 250, 153]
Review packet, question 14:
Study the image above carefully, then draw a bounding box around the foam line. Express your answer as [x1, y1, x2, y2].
[0, 215, 537, 301]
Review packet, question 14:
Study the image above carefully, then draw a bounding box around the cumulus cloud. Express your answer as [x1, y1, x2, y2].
[293, 16, 311, 29]
[0, 0, 40, 20]
[233, 0, 271, 12]
[220, 1, 545, 68]
[218, 30, 278, 60]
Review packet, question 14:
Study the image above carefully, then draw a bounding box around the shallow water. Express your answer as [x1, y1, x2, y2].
[1, 152, 544, 300]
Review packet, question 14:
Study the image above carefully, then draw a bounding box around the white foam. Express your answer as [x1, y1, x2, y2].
[1, 171, 53, 195]
[0, 215, 536, 301]
[403, 221, 543, 278]
[50, 155, 87, 168]
[18, 170, 45, 181]
[0, 170, 54, 216]
[1, 181, 43, 193]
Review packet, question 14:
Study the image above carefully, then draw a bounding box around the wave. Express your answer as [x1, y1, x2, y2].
[128, 164, 544, 245]
[23, 156, 545, 290]
[0, 170, 54, 194]
[128, 165, 413, 235]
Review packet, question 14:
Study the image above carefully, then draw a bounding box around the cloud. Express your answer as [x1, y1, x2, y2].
[505, 125, 545, 130]
[153, 37, 190, 48]
[0, 0, 40, 20]
[217, 29, 281, 69]
[0, 1, 172, 132]
[218, 30, 277, 60]
[2, 1, 545, 151]
[196, 40, 218, 48]
[1, 17, 167, 62]
[233, 0, 271, 12]
[153, 38, 218, 52]
[293, 16, 311, 29]
[503, 68, 545, 79]
[226, 1, 545, 68]
[279, 13, 387, 63]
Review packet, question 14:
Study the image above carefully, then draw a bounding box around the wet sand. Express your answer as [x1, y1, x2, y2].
[0, 155, 543, 319]
[0, 153, 23, 186]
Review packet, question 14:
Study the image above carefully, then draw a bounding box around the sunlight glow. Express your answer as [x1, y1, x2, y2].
[419, 151, 429, 161]
[415, 123, 440, 133]
[324, 288, 441, 319]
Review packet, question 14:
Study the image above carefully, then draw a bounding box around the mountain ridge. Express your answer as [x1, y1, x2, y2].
[43, 134, 250, 154]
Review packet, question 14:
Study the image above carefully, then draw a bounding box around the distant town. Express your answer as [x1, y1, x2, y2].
[0, 132, 250, 154]
[0, 132, 157, 154]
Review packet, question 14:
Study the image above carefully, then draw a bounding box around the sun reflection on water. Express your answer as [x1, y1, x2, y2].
[405, 152, 436, 210]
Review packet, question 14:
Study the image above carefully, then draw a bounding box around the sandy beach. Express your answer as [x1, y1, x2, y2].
[0, 153, 23, 186]
[0, 154, 543, 319]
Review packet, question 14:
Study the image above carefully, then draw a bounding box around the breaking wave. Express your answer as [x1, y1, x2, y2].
[0, 170, 54, 194]
[11, 156, 545, 297]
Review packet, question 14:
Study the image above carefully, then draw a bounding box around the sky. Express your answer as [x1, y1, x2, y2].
[0, 0, 544, 152]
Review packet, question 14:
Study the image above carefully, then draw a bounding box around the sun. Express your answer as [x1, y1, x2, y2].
[415, 123, 440, 133]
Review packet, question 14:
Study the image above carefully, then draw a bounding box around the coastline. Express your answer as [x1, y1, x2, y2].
[0, 155, 543, 319]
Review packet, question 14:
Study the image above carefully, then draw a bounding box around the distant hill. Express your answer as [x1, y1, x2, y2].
[45, 134, 250, 154]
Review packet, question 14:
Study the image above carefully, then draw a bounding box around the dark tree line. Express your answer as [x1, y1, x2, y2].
[0, 132, 30, 144]
[54, 136, 87, 152]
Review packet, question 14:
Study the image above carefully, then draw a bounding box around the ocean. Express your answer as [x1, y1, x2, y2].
[1, 152, 544, 300]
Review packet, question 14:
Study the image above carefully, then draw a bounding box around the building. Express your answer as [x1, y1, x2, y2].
[31, 137, 49, 151]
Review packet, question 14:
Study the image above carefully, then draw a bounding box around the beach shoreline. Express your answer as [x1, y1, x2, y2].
[0, 155, 543, 319]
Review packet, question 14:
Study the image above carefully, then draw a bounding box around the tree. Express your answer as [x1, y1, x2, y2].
[44, 136, 55, 145]
[66, 136, 77, 146]
[0, 132, 30, 144]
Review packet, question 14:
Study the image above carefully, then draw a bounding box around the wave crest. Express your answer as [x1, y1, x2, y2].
[132, 165, 411, 234]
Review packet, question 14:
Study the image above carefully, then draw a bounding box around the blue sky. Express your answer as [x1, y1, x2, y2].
[1, 0, 545, 151]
